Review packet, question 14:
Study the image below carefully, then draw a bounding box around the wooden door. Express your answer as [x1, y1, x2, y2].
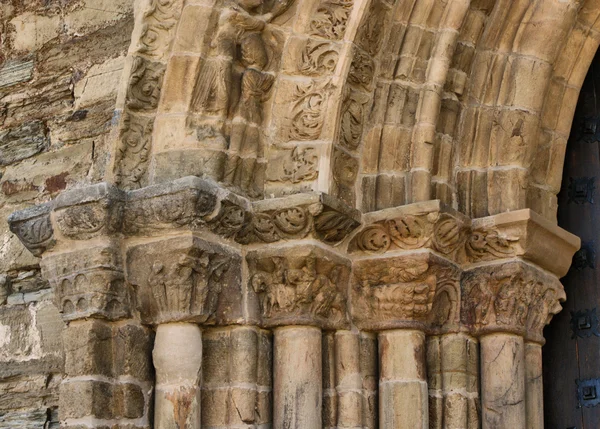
[544, 50, 600, 428]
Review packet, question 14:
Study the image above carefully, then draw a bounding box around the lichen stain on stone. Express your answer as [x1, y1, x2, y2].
[166, 387, 194, 429]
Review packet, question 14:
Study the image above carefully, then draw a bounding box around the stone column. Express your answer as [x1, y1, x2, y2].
[480, 333, 526, 428]
[248, 245, 352, 429]
[379, 329, 428, 429]
[202, 326, 272, 427]
[274, 326, 323, 429]
[525, 342, 544, 429]
[153, 323, 203, 429]
[335, 330, 363, 428]
[360, 332, 379, 429]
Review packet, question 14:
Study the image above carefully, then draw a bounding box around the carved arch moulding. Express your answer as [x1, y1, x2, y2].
[9, 0, 600, 427]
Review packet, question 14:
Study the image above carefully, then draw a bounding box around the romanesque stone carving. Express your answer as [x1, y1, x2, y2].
[187, 0, 294, 196]
[126, 57, 166, 112]
[461, 262, 565, 340]
[281, 146, 319, 183]
[297, 40, 339, 76]
[349, 211, 466, 259]
[286, 80, 331, 141]
[309, 0, 354, 40]
[127, 236, 241, 325]
[138, 0, 183, 60]
[352, 253, 448, 330]
[41, 245, 128, 321]
[7, 202, 55, 256]
[348, 49, 375, 91]
[240, 194, 360, 244]
[247, 248, 350, 328]
[465, 227, 518, 262]
[124, 185, 220, 234]
[339, 91, 369, 150]
[114, 114, 154, 189]
[53, 184, 125, 240]
[332, 147, 359, 205]
[355, 0, 391, 56]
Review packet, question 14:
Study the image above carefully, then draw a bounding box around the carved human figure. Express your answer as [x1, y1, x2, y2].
[191, 0, 292, 196]
[223, 34, 275, 195]
[467, 280, 494, 326]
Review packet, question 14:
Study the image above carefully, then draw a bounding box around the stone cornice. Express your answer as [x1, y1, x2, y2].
[470, 209, 580, 277]
[8, 177, 361, 250]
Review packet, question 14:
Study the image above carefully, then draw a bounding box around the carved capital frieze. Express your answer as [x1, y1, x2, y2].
[126, 235, 242, 325]
[53, 183, 125, 240]
[241, 193, 361, 245]
[348, 201, 469, 262]
[461, 261, 565, 341]
[351, 251, 460, 332]
[247, 245, 351, 329]
[7, 202, 55, 257]
[41, 244, 128, 322]
[123, 176, 248, 237]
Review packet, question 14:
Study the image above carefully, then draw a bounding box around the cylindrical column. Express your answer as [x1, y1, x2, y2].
[360, 332, 378, 429]
[480, 333, 526, 429]
[525, 342, 544, 429]
[323, 332, 337, 428]
[274, 326, 322, 429]
[335, 330, 363, 428]
[153, 323, 203, 429]
[379, 329, 428, 429]
[202, 326, 272, 427]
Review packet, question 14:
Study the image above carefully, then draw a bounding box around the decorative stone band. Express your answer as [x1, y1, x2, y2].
[348, 200, 580, 278]
[348, 201, 470, 263]
[8, 176, 361, 249]
[247, 245, 351, 330]
[461, 261, 566, 344]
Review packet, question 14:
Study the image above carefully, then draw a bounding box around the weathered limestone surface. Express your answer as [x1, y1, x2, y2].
[2, 0, 596, 427]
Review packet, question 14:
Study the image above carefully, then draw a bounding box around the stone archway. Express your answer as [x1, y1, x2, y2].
[8, 0, 600, 428]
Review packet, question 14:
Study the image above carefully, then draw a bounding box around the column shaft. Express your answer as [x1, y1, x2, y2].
[360, 332, 378, 429]
[274, 326, 322, 429]
[335, 330, 362, 428]
[379, 329, 428, 429]
[480, 333, 526, 429]
[153, 323, 203, 429]
[525, 342, 544, 429]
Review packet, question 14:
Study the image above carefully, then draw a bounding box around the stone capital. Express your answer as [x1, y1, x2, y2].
[461, 261, 566, 342]
[126, 234, 243, 326]
[247, 245, 351, 330]
[351, 250, 461, 332]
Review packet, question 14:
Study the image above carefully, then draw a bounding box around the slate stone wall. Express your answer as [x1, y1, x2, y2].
[0, 1, 133, 426]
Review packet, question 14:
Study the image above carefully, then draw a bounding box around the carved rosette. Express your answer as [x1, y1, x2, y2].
[41, 245, 128, 321]
[247, 246, 351, 330]
[126, 236, 242, 325]
[461, 261, 565, 342]
[351, 252, 460, 332]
